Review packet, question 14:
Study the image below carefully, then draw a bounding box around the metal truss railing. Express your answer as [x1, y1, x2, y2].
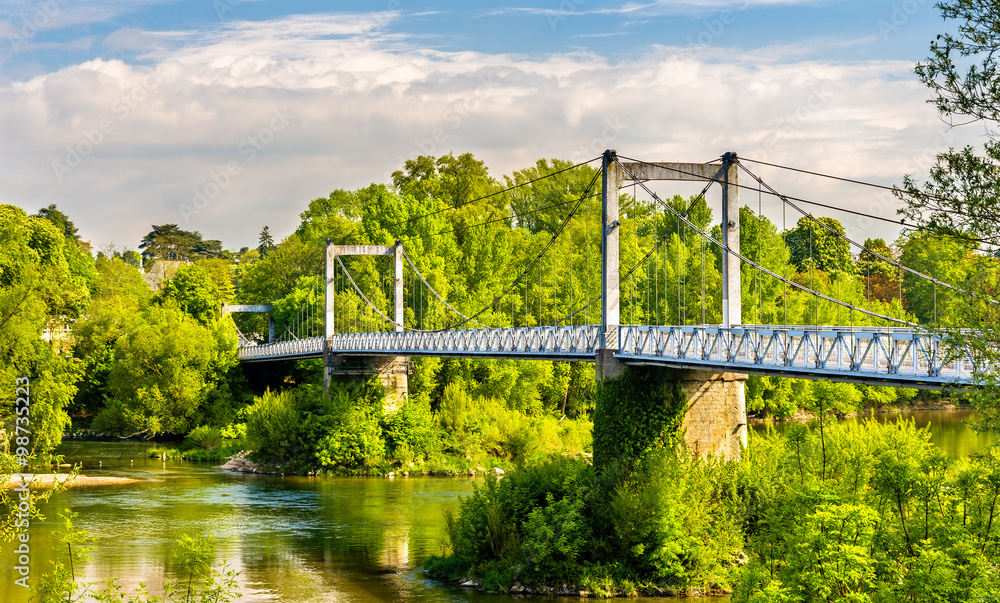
[617, 325, 978, 387]
[326, 325, 600, 360]
[238, 336, 325, 361]
[237, 324, 981, 387]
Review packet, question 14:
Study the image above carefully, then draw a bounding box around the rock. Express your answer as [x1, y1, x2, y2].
[402, 471, 409, 476]
[387, 472, 395, 477]
[215, 457, 259, 473]
[493, 467, 505, 476]
[460, 580, 479, 587]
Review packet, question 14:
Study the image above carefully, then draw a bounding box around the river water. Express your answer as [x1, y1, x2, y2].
[2, 410, 993, 603]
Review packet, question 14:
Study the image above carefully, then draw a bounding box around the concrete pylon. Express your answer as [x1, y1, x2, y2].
[323, 239, 408, 403]
[595, 151, 747, 460]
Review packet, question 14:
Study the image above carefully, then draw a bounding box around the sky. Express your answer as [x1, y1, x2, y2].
[0, 0, 982, 251]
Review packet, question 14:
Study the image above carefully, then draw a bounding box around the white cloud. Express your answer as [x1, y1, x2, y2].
[0, 13, 977, 251]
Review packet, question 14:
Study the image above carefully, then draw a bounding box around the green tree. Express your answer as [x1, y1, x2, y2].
[896, 0, 1000, 433]
[784, 216, 855, 275]
[257, 225, 275, 258]
[71, 255, 152, 418]
[158, 263, 221, 324]
[36, 203, 80, 243]
[139, 224, 223, 261]
[93, 306, 239, 437]
[0, 205, 86, 454]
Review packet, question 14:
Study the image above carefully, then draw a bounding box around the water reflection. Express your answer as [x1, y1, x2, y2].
[751, 408, 997, 457]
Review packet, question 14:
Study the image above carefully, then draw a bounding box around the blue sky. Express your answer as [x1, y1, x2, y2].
[0, 0, 975, 249]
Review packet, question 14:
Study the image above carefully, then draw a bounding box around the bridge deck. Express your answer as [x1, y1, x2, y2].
[237, 324, 978, 388]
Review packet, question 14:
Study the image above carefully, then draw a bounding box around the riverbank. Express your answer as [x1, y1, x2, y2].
[215, 453, 513, 478]
[748, 400, 972, 424]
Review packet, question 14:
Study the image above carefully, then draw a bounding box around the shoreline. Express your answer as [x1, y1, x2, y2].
[748, 402, 974, 425]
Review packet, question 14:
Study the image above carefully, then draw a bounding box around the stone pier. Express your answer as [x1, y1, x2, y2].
[326, 354, 409, 411]
[671, 369, 747, 460]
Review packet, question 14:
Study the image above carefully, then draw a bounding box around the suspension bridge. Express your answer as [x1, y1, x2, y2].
[230, 150, 988, 458]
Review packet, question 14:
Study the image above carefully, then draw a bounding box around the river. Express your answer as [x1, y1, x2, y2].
[2, 409, 993, 603]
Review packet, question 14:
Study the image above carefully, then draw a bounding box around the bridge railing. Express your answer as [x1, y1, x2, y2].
[326, 325, 601, 360]
[617, 324, 977, 386]
[238, 336, 325, 361]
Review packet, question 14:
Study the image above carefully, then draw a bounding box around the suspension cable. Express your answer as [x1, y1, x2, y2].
[616, 159, 920, 327]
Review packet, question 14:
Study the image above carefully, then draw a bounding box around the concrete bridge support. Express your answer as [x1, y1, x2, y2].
[597, 150, 747, 461]
[670, 369, 747, 459]
[326, 354, 409, 410]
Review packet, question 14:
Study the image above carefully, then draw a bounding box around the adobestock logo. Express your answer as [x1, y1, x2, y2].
[51, 67, 164, 182]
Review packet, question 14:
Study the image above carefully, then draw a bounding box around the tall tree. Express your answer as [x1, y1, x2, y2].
[258, 226, 275, 258]
[157, 263, 222, 325]
[784, 216, 855, 275]
[897, 0, 1000, 433]
[139, 225, 223, 262]
[900, 0, 1000, 249]
[0, 205, 86, 453]
[36, 204, 79, 243]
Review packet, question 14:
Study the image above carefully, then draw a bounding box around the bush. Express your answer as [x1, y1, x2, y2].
[184, 425, 223, 450]
[244, 389, 300, 463]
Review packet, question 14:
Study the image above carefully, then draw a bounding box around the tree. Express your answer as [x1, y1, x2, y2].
[36, 204, 79, 243]
[900, 0, 1000, 249]
[158, 263, 222, 324]
[0, 205, 86, 454]
[139, 225, 223, 261]
[92, 305, 239, 437]
[258, 226, 275, 258]
[897, 0, 1000, 434]
[784, 216, 855, 275]
[71, 255, 151, 418]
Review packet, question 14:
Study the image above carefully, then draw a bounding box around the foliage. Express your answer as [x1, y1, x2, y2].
[0, 204, 87, 455]
[896, 0, 1000, 435]
[35, 513, 241, 603]
[785, 216, 855, 275]
[435, 419, 1000, 598]
[92, 308, 240, 437]
[184, 425, 223, 450]
[592, 365, 686, 471]
[139, 224, 224, 262]
[157, 263, 222, 325]
[731, 420, 1000, 602]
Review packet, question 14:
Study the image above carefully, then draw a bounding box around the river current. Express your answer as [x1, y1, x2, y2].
[2, 409, 993, 603]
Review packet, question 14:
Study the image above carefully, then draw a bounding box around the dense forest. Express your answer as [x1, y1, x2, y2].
[0, 148, 990, 468]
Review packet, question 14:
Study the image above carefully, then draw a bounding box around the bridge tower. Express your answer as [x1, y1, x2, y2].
[597, 150, 747, 460]
[324, 239, 408, 405]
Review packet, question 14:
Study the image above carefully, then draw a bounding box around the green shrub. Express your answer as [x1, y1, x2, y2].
[244, 389, 300, 463]
[521, 493, 589, 583]
[184, 425, 223, 450]
[383, 394, 440, 464]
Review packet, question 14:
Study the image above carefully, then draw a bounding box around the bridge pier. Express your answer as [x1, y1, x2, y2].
[595, 149, 747, 462]
[326, 354, 409, 411]
[669, 369, 747, 460]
